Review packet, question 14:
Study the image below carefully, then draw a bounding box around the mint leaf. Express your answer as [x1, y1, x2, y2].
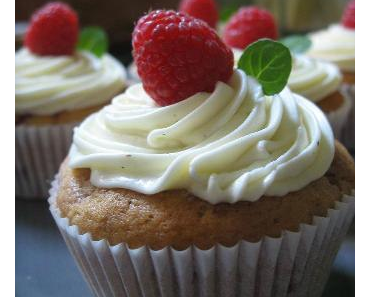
[77, 26, 108, 58]
[280, 35, 312, 54]
[237, 39, 292, 96]
[219, 5, 239, 22]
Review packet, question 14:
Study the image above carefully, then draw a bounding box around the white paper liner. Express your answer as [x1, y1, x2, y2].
[325, 90, 352, 141]
[48, 177, 355, 297]
[15, 122, 76, 199]
[340, 84, 355, 151]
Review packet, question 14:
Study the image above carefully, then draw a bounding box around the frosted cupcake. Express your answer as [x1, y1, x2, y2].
[50, 11, 354, 297]
[307, 0, 355, 150]
[307, 24, 355, 84]
[15, 2, 127, 198]
[287, 54, 351, 138]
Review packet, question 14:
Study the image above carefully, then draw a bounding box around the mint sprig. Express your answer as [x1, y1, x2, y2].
[77, 26, 108, 58]
[279, 35, 312, 54]
[237, 39, 292, 96]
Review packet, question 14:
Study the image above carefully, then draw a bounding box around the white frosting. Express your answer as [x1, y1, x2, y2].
[307, 24, 355, 72]
[288, 55, 342, 102]
[15, 48, 127, 115]
[69, 69, 334, 204]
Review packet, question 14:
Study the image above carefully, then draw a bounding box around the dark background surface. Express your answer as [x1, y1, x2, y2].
[15, 199, 355, 297]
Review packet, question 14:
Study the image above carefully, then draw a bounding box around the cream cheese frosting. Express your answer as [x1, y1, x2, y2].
[307, 24, 355, 72]
[15, 48, 127, 115]
[69, 69, 334, 204]
[288, 54, 342, 102]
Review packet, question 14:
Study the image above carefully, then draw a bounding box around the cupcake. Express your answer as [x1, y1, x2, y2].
[287, 54, 351, 139]
[50, 11, 354, 297]
[16, 2, 127, 199]
[307, 1, 355, 150]
[307, 0, 355, 84]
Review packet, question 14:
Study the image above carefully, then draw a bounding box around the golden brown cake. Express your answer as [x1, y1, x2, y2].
[15, 104, 105, 126]
[342, 71, 355, 84]
[317, 90, 346, 113]
[55, 141, 354, 250]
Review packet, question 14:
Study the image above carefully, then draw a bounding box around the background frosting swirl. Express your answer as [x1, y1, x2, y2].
[69, 69, 334, 204]
[288, 54, 342, 102]
[15, 48, 126, 115]
[307, 24, 355, 72]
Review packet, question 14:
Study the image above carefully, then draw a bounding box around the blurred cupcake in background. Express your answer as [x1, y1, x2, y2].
[287, 54, 351, 139]
[307, 0, 355, 151]
[15, 2, 127, 199]
[307, 0, 355, 84]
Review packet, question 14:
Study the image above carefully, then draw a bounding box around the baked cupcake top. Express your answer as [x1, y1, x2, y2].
[287, 55, 342, 102]
[307, 24, 355, 72]
[15, 48, 126, 116]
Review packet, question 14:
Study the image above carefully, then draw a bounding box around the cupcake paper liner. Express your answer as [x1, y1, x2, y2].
[325, 90, 352, 142]
[49, 177, 355, 297]
[340, 84, 355, 152]
[15, 123, 76, 199]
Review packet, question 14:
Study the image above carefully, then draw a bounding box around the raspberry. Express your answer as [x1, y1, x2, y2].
[25, 2, 79, 56]
[179, 0, 218, 28]
[342, 0, 355, 29]
[132, 10, 233, 106]
[222, 6, 278, 50]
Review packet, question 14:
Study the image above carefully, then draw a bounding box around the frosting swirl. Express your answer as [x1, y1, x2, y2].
[15, 48, 126, 115]
[69, 69, 334, 204]
[307, 24, 355, 72]
[288, 55, 342, 102]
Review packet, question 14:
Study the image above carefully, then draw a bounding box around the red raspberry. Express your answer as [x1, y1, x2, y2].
[25, 2, 79, 56]
[222, 6, 278, 50]
[179, 0, 218, 28]
[132, 10, 233, 106]
[342, 0, 355, 29]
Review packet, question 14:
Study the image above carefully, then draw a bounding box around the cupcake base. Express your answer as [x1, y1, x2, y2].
[342, 72, 355, 85]
[49, 177, 355, 297]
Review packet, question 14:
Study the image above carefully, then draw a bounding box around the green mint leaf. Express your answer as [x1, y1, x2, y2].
[237, 39, 292, 96]
[219, 5, 239, 22]
[77, 26, 108, 58]
[279, 35, 312, 54]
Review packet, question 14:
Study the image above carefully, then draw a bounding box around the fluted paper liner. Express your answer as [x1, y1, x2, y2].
[48, 177, 354, 297]
[340, 84, 355, 151]
[325, 89, 352, 141]
[15, 123, 76, 199]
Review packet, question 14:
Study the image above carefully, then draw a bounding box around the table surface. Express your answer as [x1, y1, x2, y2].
[15, 199, 355, 297]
